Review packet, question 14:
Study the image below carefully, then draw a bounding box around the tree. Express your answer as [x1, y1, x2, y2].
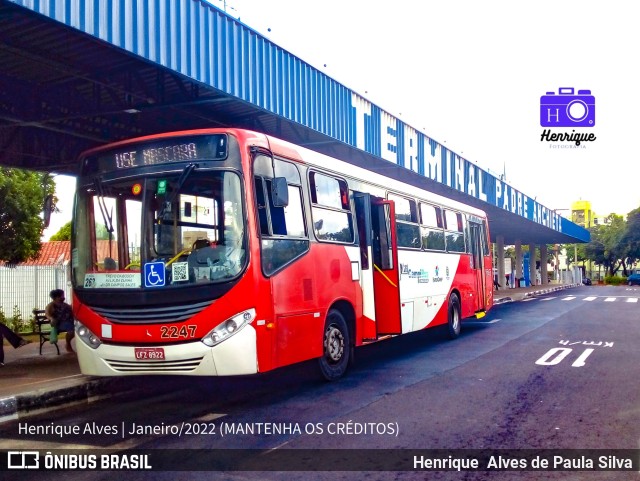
[583, 213, 631, 277]
[584, 225, 606, 270]
[50, 221, 114, 242]
[50, 221, 72, 241]
[559, 242, 587, 269]
[621, 207, 640, 270]
[0, 168, 56, 264]
[96, 223, 111, 240]
[606, 213, 633, 276]
[570, 242, 588, 267]
[50, 221, 113, 242]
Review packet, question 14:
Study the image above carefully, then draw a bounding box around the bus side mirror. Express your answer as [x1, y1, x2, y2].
[271, 177, 289, 207]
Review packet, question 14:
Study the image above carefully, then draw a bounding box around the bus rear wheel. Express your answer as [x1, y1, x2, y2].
[446, 293, 461, 339]
[319, 309, 350, 381]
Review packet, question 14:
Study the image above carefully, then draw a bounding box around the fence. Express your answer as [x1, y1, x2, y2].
[0, 265, 71, 332]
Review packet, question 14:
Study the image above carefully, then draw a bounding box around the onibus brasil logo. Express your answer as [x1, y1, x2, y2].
[540, 87, 596, 147]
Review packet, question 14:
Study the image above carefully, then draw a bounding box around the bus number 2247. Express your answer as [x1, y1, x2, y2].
[160, 325, 197, 339]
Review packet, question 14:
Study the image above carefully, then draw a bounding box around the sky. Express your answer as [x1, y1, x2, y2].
[43, 0, 640, 240]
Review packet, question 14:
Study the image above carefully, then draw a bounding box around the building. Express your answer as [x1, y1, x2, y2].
[571, 200, 594, 228]
[19, 241, 71, 266]
[571, 200, 609, 228]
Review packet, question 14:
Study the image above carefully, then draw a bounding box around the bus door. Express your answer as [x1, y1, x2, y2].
[370, 198, 402, 335]
[468, 221, 486, 313]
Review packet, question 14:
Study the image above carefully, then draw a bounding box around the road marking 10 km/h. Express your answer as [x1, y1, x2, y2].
[535, 348, 594, 367]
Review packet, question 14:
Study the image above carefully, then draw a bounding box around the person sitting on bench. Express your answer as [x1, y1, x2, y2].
[45, 289, 75, 353]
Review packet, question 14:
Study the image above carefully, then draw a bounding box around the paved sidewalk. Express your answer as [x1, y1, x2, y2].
[0, 338, 125, 424]
[0, 339, 81, 400]
[0, 335, 166, 424]
[0, 282, 579, 424]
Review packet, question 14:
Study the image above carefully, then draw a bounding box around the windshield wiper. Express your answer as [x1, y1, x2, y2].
[93, 177, 115, 256]
[159, 163, 197, 220]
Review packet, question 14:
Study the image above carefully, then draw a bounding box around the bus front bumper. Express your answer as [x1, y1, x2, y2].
[76, 324, 258, 377]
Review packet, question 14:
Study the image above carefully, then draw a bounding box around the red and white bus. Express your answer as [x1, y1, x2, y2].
[71, 128, 493, 380]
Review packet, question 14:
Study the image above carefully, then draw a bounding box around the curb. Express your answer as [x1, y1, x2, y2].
[522, 283, 580, 299]
[0, 377, 120, 424]
[494, 283, 580, 305]
[0, 376, 165, 425]
[493, 297, 513, 305]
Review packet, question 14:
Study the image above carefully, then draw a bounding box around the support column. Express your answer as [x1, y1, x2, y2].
[496, 235, 505, 289]
[529, 243, 537, 286]
[515, 240, 523, 286]
[540, 244, 548, 285]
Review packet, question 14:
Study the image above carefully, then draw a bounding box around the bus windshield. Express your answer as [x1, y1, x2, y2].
[73, 170, 246, 289]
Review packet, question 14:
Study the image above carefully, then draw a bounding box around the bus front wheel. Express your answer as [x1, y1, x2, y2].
[319, 309, 350, 381]
[446, 293, 461, 339]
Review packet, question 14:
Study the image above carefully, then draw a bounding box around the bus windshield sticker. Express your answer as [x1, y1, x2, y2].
[172, 262, 189, 282]
[144, 262, 166, 287]
[84, 273, 140, 289]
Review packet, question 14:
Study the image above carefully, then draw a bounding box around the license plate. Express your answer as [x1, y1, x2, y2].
[134, 347, 165, 360]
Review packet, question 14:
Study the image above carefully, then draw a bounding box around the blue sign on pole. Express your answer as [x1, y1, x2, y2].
[144, 262, 166, 288]
[523, 253, 530, 287]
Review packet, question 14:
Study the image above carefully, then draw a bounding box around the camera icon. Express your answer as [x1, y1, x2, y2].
[540, 87, 595, 127]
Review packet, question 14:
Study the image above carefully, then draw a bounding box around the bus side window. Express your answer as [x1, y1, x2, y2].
[388, 193, 420, 249]
[482, 220, 490, 256]
[255, 175, 306, 237]
[267, 179, 287, 235]
[419, 203, 445, 251]
[254, 177, 270, 236]
[371, 202, 393, 270]
[254, 173, 309, 276]
[309, 172, 354, 243]
[353, 193, 371, 270]
[444, 210, 466, 253]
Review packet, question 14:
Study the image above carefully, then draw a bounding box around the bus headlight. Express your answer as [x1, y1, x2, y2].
[202, 308, 255, 347]
[76, 321, 102, 349]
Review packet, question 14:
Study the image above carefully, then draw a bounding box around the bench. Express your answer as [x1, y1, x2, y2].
[32, 309, 66, 355]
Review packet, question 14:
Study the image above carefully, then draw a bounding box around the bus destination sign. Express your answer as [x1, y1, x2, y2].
[116, 142, 198, 168]
[88, 135, 228, 173]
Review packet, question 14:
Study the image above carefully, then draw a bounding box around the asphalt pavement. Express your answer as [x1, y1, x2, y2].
[0, 282, 580, 424]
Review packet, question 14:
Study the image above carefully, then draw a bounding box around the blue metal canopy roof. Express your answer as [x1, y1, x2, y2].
[0, 0, 589, 244]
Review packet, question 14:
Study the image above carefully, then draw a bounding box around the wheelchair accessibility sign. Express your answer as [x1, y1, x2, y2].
[144, 262, 166, 287]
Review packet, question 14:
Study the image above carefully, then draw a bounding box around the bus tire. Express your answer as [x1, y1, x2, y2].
[446, 293, 461, 339]
[319, 309, 350, 381]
